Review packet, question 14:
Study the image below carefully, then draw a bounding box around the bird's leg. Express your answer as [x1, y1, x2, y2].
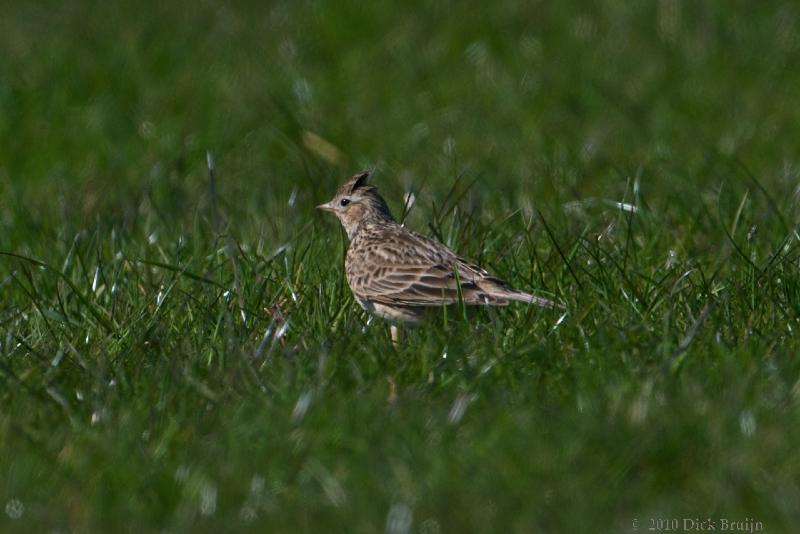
[390, 325, 400, 347]
[386, 375, 398, 403]
[387, 325, 401, 402]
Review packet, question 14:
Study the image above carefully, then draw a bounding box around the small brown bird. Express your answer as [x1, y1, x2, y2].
[317, 171, 560, 343]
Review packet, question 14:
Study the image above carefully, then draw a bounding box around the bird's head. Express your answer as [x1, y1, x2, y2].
[317, 171, 394, 239]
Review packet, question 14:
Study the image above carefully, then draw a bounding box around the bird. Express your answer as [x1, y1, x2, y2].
[317, 171, 561, 344]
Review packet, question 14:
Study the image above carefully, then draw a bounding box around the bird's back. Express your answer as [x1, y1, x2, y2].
[345, 221, 534, 308]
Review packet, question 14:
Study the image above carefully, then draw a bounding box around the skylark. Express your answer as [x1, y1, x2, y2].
[317, 171, 560, 343]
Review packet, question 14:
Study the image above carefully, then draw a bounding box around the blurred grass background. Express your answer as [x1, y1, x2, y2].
[2, 0, 800, 532]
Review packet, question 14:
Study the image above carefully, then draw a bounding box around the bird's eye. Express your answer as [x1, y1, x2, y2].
[339, 198, 351, 207]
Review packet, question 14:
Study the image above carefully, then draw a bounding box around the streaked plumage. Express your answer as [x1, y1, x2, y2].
[317, 171, 560, 325]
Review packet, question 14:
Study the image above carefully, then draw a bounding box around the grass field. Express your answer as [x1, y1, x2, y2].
[2, 1, 800, 532]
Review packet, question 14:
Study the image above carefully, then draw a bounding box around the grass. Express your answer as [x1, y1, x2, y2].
[2, 0, 800, 532]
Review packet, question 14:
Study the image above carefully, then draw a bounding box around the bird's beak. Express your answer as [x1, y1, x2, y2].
[316, 202, 334, 212]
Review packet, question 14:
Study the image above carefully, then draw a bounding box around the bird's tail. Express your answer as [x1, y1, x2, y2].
[504, 289, 564, 310]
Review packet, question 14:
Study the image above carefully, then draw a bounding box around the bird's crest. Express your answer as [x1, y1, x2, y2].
[337, 171, 375, 196]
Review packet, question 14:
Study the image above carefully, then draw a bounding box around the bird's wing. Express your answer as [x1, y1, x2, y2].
[347, 229, 511, 307]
